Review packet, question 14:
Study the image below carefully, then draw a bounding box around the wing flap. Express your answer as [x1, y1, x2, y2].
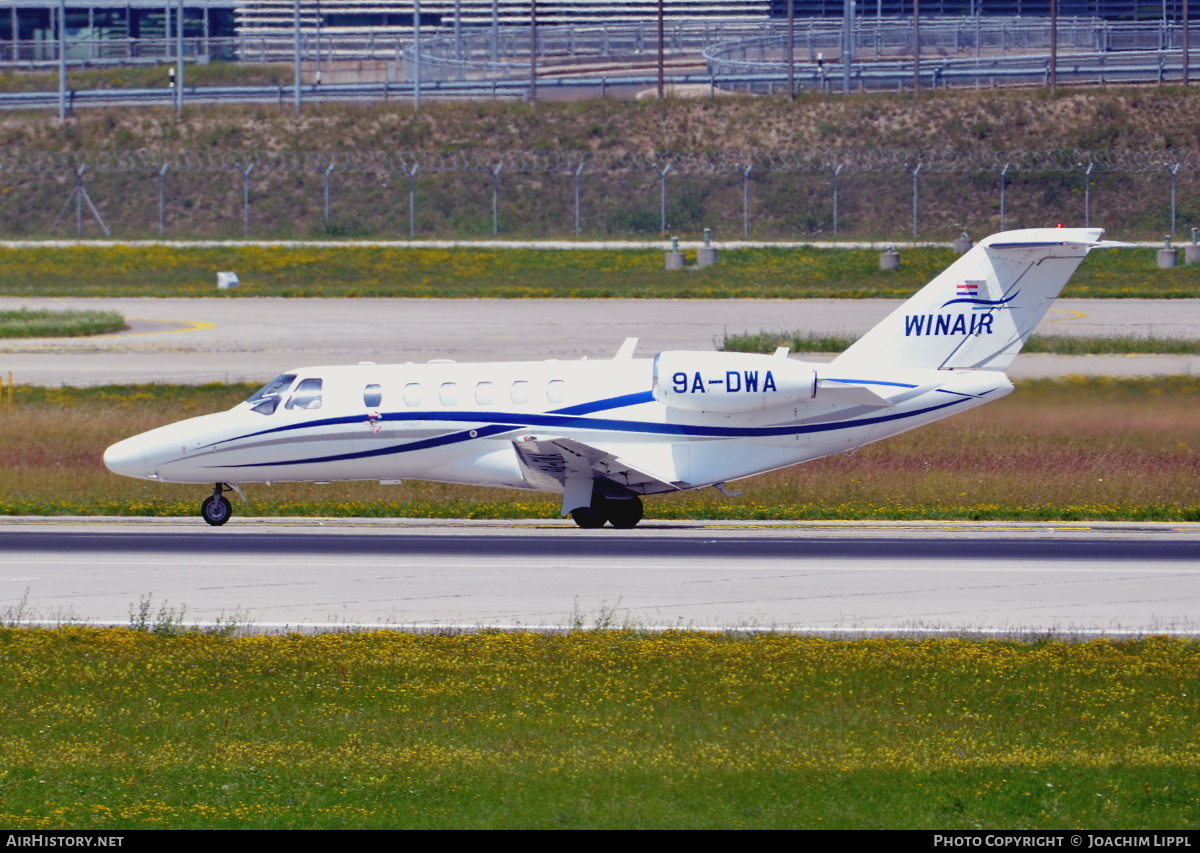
[511, 436, 682, 497]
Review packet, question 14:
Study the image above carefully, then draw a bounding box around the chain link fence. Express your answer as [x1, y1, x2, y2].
[1, 148, 1196, 240]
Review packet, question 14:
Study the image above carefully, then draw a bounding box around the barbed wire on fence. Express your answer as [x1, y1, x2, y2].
[3, 148, 1200, 176]
[2, 147, 1195, 240]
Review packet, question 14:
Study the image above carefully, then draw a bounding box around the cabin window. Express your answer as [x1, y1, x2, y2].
[510, 380, 530, 404]
[547, 379, 566, 404]
[245, 373, 295, 415]
[403, 383, 422, 406]
[475, 381, 494, 405]
[285, 378, 323, 410]
[363, 384, 383, 408]
[439, 382, 458, 406]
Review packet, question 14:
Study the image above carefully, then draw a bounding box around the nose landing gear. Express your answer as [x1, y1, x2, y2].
[201, 484, 233, 527]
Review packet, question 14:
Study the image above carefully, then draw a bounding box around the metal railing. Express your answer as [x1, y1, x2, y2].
[6, 17, 1198, 74]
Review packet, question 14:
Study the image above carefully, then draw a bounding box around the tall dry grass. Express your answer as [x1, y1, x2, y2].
[1, 378, 1196, 519]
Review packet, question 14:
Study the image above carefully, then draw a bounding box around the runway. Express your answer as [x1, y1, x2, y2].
[3, 297, 1200, 386]
[3, 518, 1198, 635]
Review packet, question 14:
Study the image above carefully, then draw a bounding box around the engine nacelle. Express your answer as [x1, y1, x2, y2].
[652, 352, 817, 413]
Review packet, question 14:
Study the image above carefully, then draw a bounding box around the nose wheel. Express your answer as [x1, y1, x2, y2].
[201, 486, 233, 527]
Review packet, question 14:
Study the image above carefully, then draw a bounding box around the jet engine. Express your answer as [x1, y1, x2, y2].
[652, 352, 817, 413]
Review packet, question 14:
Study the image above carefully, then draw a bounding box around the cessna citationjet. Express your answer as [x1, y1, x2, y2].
[104, 227, 1110, 527]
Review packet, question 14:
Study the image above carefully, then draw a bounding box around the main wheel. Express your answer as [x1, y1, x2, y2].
[201, 494, 232, 527]
[571, 494, 609, 529]
[605, 495, 644, 529]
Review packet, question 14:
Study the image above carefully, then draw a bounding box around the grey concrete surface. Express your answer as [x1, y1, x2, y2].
[3, 518, 1198, 634]
[3, 297, 1199, 386]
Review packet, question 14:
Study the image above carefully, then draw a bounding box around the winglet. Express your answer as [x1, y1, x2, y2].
[614, 337, 639, 360]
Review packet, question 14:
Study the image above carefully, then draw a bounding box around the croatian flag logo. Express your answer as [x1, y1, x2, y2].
[941, 280, 1013, 310]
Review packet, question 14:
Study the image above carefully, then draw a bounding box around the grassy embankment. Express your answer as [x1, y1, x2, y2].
[0, 63, 292, 93]
[3, 88, 1200, 238]
[1, 243, 1199, 298]
[0, 627, 1195, 830]
[2, 377, 1196, 521]
[0, 308, 124, 337]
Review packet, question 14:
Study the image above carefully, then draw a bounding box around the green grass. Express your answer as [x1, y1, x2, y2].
[0, 62, 293, 93]
[722, 330, 1200, 355]
[0, 307, 125, 338]
[2, 244, 1200, 298]
[2, 376, 1198, 522]
[0, 628, 1195, 829]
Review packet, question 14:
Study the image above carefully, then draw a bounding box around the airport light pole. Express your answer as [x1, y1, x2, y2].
[315, 0, 321, 85]
[414, 0, 422, 110]
[787, 0, 795, 101]
[293, 0, 301, 115]
[58, 0, 66, 123]
[999, 163, 1010, 231]
[490, 0, 498, 64]
[843, 0, 853, 94]
[912, 0, 919, 95]
[529, 0, 537, 106]
[657, 0, 664, 102]
[831, 163, 844, 236]
[158, 163, 169, 236]
[1049, 0, 1057, 93]
[658, 163, 671, 233]
[408, 164, 419, 237]
[908, 162, 921, 237]
[1185, 0, 1190, 86]
[176, 0, 184, 116]
[741, 164, 752, 239]
[573, 162, 584, 237]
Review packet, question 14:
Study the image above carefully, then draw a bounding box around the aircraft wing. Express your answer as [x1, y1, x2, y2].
[511, 436, 683, 497]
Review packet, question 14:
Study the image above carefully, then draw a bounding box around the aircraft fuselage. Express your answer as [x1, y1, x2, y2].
[104, 356, 1011, 495]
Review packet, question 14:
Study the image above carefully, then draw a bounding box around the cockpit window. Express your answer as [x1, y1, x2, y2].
[246, 373, 296, 415]
[285, 378, 324, 411]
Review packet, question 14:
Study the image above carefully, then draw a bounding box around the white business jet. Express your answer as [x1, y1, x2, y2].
[104, 227, 1110, 528]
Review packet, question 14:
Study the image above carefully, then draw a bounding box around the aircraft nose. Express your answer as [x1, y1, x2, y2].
[103, 437, 147, 479]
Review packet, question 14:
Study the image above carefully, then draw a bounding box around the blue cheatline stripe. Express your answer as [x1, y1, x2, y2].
[201, 389, 657, 451]
[210, 395, 973, 471]
[547, 390, 654, 415]
[223, 422, 518, 468]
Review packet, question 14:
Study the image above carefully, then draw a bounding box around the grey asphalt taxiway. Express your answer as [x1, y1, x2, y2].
[3, 297, 1200, 386]
[4, 518, 1198, 635]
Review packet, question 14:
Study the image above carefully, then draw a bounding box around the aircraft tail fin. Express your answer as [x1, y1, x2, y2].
[833, 228, 1106, 372]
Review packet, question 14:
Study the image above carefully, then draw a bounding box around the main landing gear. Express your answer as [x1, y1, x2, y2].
[201, 484, 233, 527]
[570, 493, 644, 529]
